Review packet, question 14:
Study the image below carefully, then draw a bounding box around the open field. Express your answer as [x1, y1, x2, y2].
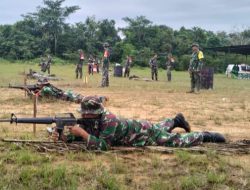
[0, 62, 250, 189]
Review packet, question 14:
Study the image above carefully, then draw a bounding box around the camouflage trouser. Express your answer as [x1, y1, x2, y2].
[151, 66, 158, 80]
[167, 69, 171, 81]
[75, 65, 83, 79]
[149, 119, 203, 147]
[190, 72, 201, 92]
[124, 67, 130, 77]
[101, 59, 109, 87]
[47, 66, 50, 75]
[88, 64, 93, 75]
[138, 119, 203, 147]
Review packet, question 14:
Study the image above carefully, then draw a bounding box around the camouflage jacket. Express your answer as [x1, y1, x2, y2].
[68, 110, 203, 151]
[125, 59, 132, 69]
[39, 85, 83, 103]
[149, 58, 158, 68]
[189, 51, 204, 72]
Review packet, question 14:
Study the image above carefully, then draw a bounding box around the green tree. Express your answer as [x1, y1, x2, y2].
[27, 0, 80, 55]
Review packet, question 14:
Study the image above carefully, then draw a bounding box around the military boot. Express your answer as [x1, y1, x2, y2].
[202, 132, 226, 143]
[168, 113, 191, 133]
[186, 90, 195, 93]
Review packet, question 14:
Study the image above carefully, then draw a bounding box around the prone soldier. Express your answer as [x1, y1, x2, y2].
[52, 96, 226, 151]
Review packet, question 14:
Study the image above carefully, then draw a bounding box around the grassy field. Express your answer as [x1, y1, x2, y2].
[0, 61, 249, 189]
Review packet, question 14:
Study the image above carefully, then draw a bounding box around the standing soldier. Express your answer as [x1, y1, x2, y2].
[47, 54, 52, 75]
[166, 54, 175, 82]
[124, 56, 132, 77]
[76, 50, 85, 79]
[149, 54, 158, 81]
[95, 57, 100, 73]
[188, 43, 204, 93]
[39, 55, 47, 73]
[88, 55, 94, 75]
[101, 43, 110, 87]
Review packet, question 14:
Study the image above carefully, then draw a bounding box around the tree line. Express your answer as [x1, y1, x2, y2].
[0, 0, 250, 72]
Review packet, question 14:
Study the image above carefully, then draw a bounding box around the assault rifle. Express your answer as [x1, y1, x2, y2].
[0, 113, 99, 139]
[1, 83, 50, 95]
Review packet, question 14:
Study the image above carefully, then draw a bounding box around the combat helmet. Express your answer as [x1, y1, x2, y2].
[191, 43, 199, 48]
[78, 96, 105, 115]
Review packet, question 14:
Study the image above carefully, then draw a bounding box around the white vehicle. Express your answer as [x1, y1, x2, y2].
[226, 64, 250, 78]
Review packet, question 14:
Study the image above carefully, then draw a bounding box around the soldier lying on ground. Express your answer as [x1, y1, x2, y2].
[8, 81, 108, 104]
[27, 69, 60, 81]
[52, 96, 226, 151]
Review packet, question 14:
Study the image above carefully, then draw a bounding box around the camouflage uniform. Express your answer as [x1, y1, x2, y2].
[76, 51, 84, 79]
[150, 57, 158, 81]
[88, 57, 94, 75]
[67, 97, 204, 151]
[40, 57, 47, 73]
[39, 84, 84, 103]
[189, 50, 204, 92]
[166, 57, 174, 82]
[47, 55, 52, 75]
[124, 57, 132, 77]
[101, 46, 110, 87]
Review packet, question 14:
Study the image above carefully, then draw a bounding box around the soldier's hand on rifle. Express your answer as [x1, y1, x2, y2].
[68, 126, 83, 136]
[52, 131, 60, 142]
[68, 126, 89, 141]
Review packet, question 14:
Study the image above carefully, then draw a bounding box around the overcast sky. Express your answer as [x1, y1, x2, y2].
[0, 0, 250, 33]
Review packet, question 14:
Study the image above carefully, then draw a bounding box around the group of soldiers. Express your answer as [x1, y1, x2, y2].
[75, 52, 101, 78]
[39, 42, 204, 93]
[75, 43, 110, 87]
[49, 47, 225, 151]
[148, 43, 204, 93]
[148, 53, 175, 82]
[88, 56, 100, 75]
[4, 42, 227, 151]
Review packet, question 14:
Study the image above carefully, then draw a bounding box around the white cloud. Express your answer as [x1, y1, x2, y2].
[0, 0, 250, 32]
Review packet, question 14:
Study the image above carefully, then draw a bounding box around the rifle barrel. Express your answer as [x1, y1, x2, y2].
[16, 117, 55, 124]
[0, 119, 11, 123]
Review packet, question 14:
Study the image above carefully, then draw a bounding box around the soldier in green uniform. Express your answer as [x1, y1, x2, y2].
[52, 96, 226, 151]
[39, 56, 47, 73]
[231, 64, 240, 78]
[149, 54, 158, 81]
[76, 50, 85, 79]
[46, 54, 52, 75]
[124, 56, 132, 77]
[101, 43, 110, 87]
[166, 54, 174, 82]
[188, 43, 204, 93]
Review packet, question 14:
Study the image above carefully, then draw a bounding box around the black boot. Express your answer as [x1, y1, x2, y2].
[170, 113, 191, 133]
[202, 132, 226, 143]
